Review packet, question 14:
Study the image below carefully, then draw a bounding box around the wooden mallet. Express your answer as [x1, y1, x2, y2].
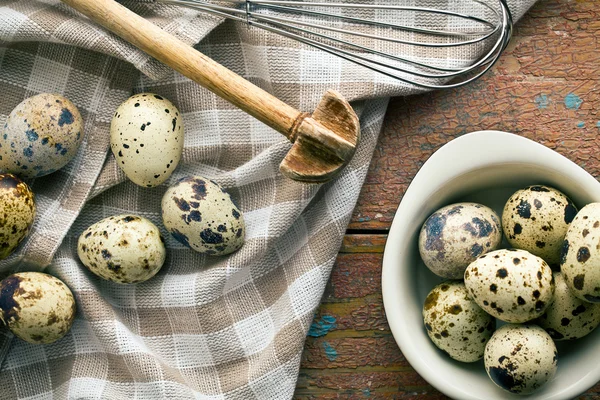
[61, 0, 360, 183]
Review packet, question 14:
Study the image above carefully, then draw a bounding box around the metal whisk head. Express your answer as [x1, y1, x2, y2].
[156, 0, 512, 89]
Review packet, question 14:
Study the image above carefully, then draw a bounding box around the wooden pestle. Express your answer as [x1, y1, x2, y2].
[60, 0, 360, 182]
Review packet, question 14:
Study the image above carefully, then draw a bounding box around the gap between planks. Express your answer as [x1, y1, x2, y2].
[307, 329, 390, 339]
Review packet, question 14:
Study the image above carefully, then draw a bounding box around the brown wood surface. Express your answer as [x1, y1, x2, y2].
[296, 0, 600, 398]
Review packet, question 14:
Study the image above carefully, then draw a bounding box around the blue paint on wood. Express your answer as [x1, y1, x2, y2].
[564, 93, 582, 110]
[323, 342, 338, 361]
[577, 121, 585, 128]
[308, 315, 337, 337]
[362, 388, 371, 397]
[534, 94, 549, 109]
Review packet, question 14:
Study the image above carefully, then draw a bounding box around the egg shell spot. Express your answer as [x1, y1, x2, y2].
[561, 203, 600, 302]
[484, 324, 557, 395]
[161, 177, 245, 256]
[77, 214, 166, 284]
[0, 94, 84, 178]
[110, 93, 183, 187]
[422, 281, 495, 363]
[419, 203, 502, 279]
[535, 272, 600, 341]
[0, 173, 36, 260]
[502, 185, 576, 266]
[465, 249, 555, 323]
[0, 272, 76, 344]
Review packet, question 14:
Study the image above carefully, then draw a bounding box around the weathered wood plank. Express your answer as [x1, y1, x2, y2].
[296, 369, 441, 398]
[341, 235, 388, 253]
[294, 392, 446, 400]
[325, 254, 382, 300]
[299, 0, 600, 398]
[301, 336, 407, 369]
[308, 299, 389, 336]
[578, 382, 600, 399]
[350, 0, 600, 230]
[297, 369, 431, 391]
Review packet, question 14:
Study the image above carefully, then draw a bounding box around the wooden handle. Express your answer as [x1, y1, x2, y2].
[61, 0, 302, 139]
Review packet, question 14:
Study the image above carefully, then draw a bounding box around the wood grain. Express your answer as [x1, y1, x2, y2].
[298, 0, 600, 398]
[349, 0, 600, 230]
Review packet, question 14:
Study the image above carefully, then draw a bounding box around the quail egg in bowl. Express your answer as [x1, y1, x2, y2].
[382, 131, 600, 399]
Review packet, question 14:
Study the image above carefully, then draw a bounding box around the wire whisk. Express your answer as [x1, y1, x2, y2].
[152, 0, 512, 89]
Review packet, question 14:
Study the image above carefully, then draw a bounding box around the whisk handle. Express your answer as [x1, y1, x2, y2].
[60, 0, 302, 139]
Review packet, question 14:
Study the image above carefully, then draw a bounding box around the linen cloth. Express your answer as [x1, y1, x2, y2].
[0, 1, 535, 398]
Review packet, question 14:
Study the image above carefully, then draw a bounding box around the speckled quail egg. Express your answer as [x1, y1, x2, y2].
[110, 93, 183, 188]
[0, 93, 83, 178]
[484, 324, 557, 395]
[0, 272, 76, 344]
[535, 272, 600, 340]
[422, 281, 495, 362]
[0, 173, 35, 260]
[502, 185, 577, 266]
[561, 202, 600, 303]
[464, 249, 555, 323]
[78, 215, 166, 284]
[162, 176, 245, 255]
[419, 203, 502, 279]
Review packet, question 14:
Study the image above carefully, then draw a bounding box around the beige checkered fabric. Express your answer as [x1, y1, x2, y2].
[0, 0, 534, 398]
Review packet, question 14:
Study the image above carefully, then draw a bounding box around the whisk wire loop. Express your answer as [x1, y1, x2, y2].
[257, 3, 494, 37]
[245, 0, 251, 24]
[155, 0, 512, 89]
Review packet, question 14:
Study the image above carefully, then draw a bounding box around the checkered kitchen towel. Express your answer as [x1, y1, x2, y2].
[0, 0, 535, 398]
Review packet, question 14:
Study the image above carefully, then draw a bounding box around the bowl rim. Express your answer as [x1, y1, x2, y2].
[381, 130, 600, 399]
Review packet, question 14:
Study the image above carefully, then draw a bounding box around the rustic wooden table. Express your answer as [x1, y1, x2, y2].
[295, 0, 600, 398]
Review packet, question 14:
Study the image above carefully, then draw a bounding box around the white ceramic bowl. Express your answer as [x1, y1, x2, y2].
[382, 131, 600, 399]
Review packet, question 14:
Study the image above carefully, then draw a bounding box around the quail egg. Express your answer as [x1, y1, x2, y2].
[502, 185, 577, 266]
[78, 214, 166, 284]
[0, 93, 84, 178]
[162, 176, 245, 255]
[536, 272, 600, 340]
[0, 272, 76, 344]
[110, 93, 183, 188]
[422, 281, 495, 362]
[484, 324, 557, 395]
[464, 249, 555, 323]
[561, 202, 600, 303]
[0, 173, 36, 260]
[419, 203, 502, 279]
